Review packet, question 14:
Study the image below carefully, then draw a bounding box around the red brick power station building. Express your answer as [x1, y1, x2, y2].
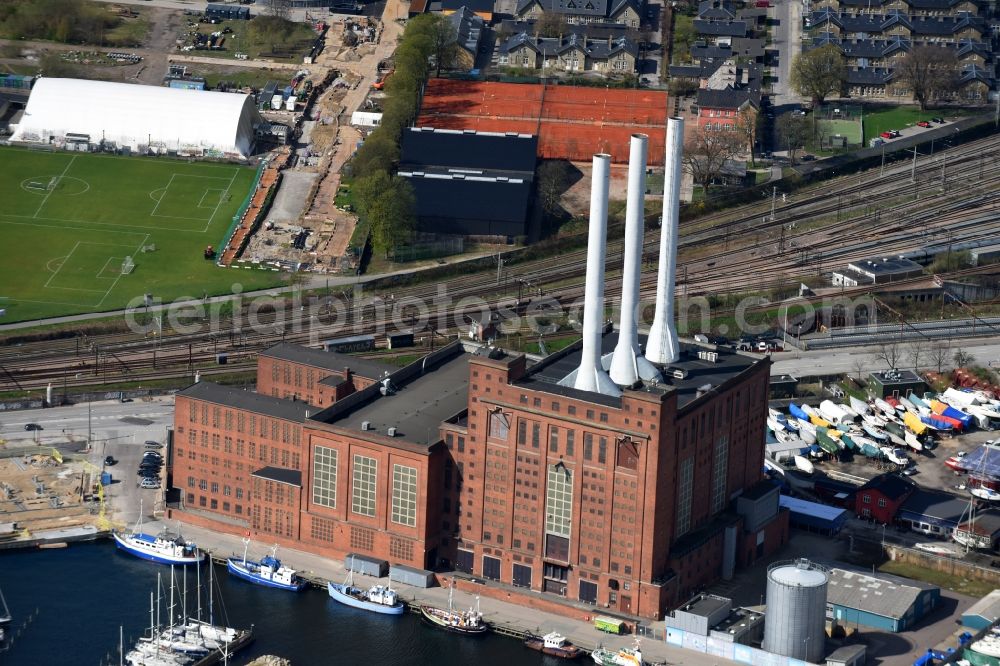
[170, 337, 785, 620]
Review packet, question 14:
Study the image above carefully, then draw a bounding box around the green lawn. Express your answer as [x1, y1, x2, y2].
[186, 18, 316, 62]
[858, 105, 974, 145]
[0, 147, 282, 322]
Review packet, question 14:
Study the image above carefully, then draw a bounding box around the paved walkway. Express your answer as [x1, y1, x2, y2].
[154, 519, 730, 666]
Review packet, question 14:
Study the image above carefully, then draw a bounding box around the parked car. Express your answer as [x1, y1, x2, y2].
[880, 131, 894, 139]
[104, 456, 118, 466]
[142, 450, 163, 460]
[144, 440, 163, 449]
[932, 117, 945, 124]
[23, 423, 42, 431]
[138, 478, 161, 489]
[917, 120, 931, 128]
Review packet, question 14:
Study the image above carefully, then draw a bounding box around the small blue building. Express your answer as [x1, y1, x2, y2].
[963, 589, 1000, 631]
[779, 495, 848, 536]
[826, 565, 940, 632]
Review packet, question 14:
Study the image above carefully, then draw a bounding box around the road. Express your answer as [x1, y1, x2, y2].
[770, 339, 1000, 376]
[769, 0, 802, 107]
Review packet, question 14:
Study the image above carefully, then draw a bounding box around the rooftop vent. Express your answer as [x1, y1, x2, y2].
[387, 427, 397, 437]
[361, 421, 372, 431]
[672, 368, 689, 380]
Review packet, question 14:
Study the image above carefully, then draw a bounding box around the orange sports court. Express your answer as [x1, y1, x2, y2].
[416, 79, 669, 164]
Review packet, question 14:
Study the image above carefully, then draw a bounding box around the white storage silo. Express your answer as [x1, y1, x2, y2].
[763, 559, 828, 663]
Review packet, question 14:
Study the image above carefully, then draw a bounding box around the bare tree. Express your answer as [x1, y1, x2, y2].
[790, 44, 846, 107]
[895, 46, 959, 111]
[852, 357, 868, 383]
[734, 107, 760, 166]
[907, 339, 926, 371]
[682, 127, 743, 188]
[875, 341, 903, 371]
[954, 349, 976, 368]
[776, 113, 810, 165]
[261, 0, 291, 19]
[929, 342, 951, 373]
[535, 13, 571, 38]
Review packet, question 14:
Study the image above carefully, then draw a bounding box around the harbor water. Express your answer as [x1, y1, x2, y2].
[0, 541, 549, 665]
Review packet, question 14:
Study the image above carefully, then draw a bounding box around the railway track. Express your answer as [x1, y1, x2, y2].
[4, 133, 1000, 391]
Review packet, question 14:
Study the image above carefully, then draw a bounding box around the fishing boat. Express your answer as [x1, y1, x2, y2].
[227, 540, 307, 592]
[591, 641, 644, 666]
[114, 506, 204, 566]
[524, 631, 582, 659]
[327, 561, 404, 615]
[419, 584, 488, 635]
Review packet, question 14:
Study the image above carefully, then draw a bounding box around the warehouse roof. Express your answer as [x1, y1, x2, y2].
[400, 127, 537, 172]
[964, 589, 1000, 624]
[260, 343, 395, 380]
[899, 488, 969, 525]
[177, 381, 308, 422]
[827, 565, 936, 620]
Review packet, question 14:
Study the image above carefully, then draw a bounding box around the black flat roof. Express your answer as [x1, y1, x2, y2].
[400, 127, 538, 173]
[176, 381, 308, 423]
[521, 331, 762, 409]
[311, 351, 472, 448]
[252, 466, 302, 486]
[260, 343, 395, 380]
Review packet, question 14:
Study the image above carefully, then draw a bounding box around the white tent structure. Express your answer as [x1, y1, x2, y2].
[11, 78, 263, 158]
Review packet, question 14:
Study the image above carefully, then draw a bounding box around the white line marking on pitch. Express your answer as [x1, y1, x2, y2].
[203, 168, 240, 233]
[96, 233, 150, 307]
[33, 156, 77, 219]
[43, 240, 81, 288]
[149, 173, 176, 217]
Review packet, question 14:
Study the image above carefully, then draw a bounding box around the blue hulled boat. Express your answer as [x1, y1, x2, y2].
[227, 540, 307, 592]
[113, 529, 204, 566]
[327, 558, 404, 615]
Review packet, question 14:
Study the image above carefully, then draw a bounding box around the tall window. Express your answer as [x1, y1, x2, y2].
[489, 411, 510, 440]
[391, 464, 417, 527]
[676, 458, 694, 536]
[313, 447, 338, 508]
[545, 464, 573, 537]
[710, 436, 729, 513]
[352, 454, 377, 517]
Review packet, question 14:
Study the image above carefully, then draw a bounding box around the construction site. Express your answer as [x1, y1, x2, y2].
[0, 449, 109, 549]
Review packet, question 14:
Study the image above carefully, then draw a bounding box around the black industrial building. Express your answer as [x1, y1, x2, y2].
[398, 127, 538, 239]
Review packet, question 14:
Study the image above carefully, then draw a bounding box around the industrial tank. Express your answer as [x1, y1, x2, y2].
[762, 559, 828, 663]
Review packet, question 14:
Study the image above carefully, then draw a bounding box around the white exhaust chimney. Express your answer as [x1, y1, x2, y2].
[646, 117, 685, 365]
[609, 134, 661, 387]
[561, 154, 620, 397]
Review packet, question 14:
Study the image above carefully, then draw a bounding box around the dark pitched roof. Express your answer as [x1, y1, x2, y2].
[252, 466, 302, 486]
[447, 7, 485, 54]
[499, 19, 633, 39]
[400, 127, 537, 173]
[845, 67, 894, 85]
[499, 31, 638, 59]
[808, 9, 984, 35]
[697, 86, 755, 110]
[694, 19, 749, 36]
[260, 343, 395, 381]
[859, 474, 915, 501]
[439, 0, 493, 12]
[515, 0, 642, 19]
[176, 381, 309, 423]
[698, 0, 736, 20]
[900, 488, 969, 523]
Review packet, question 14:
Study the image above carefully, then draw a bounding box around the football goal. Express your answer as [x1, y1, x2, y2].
[121, 256, 136, 275]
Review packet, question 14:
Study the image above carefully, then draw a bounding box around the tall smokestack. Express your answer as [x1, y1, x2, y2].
[646, 117, 685, 365]
[561, 154, 620, 397]
[609, 134, 661, 387]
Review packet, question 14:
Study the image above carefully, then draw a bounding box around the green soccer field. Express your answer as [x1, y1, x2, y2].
[0, 147, 284, 323]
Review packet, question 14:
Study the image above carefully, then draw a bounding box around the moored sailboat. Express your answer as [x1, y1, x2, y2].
[419, 583, 489, 635]
[327, 556, 404, 614]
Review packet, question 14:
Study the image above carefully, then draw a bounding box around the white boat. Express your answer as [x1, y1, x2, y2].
[767, 416, 786, 433]
[768, 408, 783, 421]
[943, 387, 981, 408]
[840, 402, 860, 419]
[904, 431, 924, 451]
[591, 641, 644, 666]
[796, 419, 817, 444]
[881, 447, 910, 466]
[862, 412, 887, 428]
[793, 455, 815, 474]
[874, 398, 896, 416]
[849, 396, 870, 415]
[113, 502, 203, 566]
[782, 417, 800, 432]
[862, 424, 888, 441]
[971, 486, 1000, 502]
[801, 404, 819, 418]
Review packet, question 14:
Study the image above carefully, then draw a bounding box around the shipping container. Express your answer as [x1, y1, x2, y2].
[389, 564, 434, 588]
[387, 331, 414, 349]
[346, 553, 388, 578]
[594, 616, 626, 634]
[323, 335, 375, 354]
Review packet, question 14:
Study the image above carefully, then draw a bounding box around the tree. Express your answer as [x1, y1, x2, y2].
[907, 339, 926, 371]
[790, 44, 846, 106]
[353, 173, 416, 257]
[349, 132, 398, 178]
[954, 349, 975, 369]
[930, 342, 951, 373]
[734, 107, 760, 166]
[852, 357, 868, 382]
[535, 13, 570, 38]
[895, 46, 958, 111]
[682, 127, 743, 188]
[260, 0, 290, 19]
[536, 160, 574, 218]
[775, 113, 810, 165]
[875, 341, 903, 371]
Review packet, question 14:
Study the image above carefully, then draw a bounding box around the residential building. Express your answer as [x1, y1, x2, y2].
[514, 0, 645, 27]
[397, 127, 538, 238]
[431, 0, 493, 21]
[805, 8, 994, 101]
[447, 7, 486, 70]
[498, 31, 638, 73]
[168, 331, 785, 621]
[854, 474, 915, 523]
